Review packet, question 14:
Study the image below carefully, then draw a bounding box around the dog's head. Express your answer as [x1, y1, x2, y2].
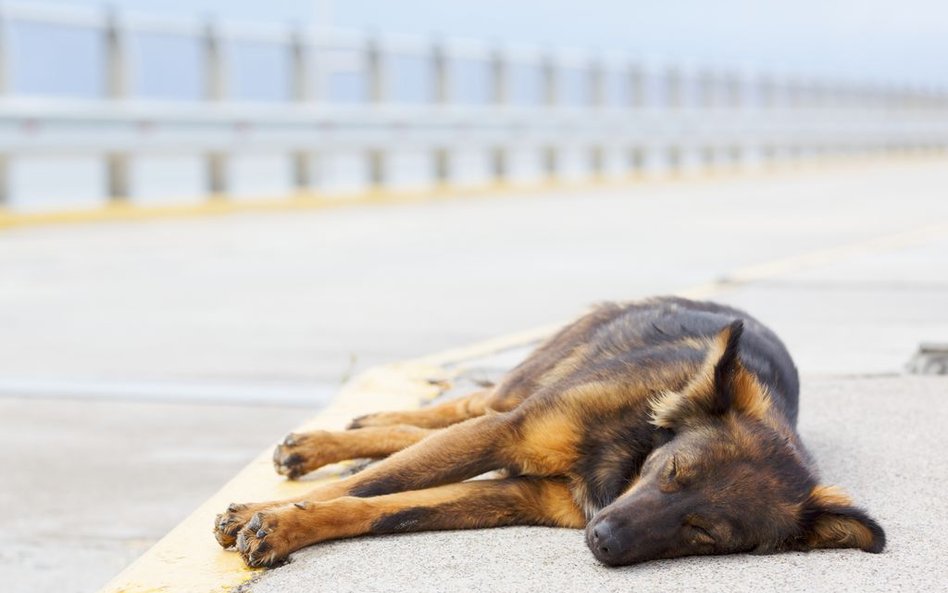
[585, 320, 885, 566]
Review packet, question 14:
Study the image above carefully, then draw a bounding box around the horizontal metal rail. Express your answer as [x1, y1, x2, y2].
[0, 1, 946, 211]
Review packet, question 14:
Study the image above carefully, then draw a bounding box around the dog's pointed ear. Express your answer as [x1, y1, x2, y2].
[651, 320, 769, 428]
[795, 485, 886, 553]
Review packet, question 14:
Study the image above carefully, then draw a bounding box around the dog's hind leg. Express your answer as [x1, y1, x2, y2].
[272, 424, 437, 479]
[233, 477, 585, 567]
[347, 388, 505, 430]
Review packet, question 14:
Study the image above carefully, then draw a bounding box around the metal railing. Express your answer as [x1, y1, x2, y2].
[0, 1, 946, 212]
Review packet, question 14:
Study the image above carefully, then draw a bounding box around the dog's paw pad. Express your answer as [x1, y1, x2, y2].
[273, 444, 307, 479]
[272, 432, 338, 479]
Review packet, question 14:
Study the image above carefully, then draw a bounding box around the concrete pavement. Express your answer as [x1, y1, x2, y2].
[0, 398, 304, 593]
[245, 375, 947, 593]
[3, 159, 948, 386]
[238, 192, 948, 592]
[1, 157, 948, 592]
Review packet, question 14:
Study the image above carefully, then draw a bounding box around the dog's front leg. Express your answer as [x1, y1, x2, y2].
[272, 424, 438, 479]
[235, 477, 585, 567]
[216, 413, 514, 546]
[304, 413, 513, 500]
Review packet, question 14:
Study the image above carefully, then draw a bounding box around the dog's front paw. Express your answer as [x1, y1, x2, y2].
[236, 505, 316, 568]
[214, 502, 269, 548]
[272, 431, 341, 479]
[236, 511, 289, 568]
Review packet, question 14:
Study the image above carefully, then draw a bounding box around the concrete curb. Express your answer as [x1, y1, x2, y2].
[96, 334, 546, 593]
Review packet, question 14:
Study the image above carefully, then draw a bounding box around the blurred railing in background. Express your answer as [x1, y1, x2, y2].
[0, 1, 947, 213]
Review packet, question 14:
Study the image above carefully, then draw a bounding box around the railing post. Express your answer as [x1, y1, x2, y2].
[208, 153, 228, 195]
[203, 19, 227, 101]
[759, 74, 775, 109]
[290, 27, 315, 192]
[104, 6, 131, 202]
[589, 58, 604, 108]
[725, 71, 741, 109]
[290, 28, 312, 102]
[542, 53, 557, 106]
[203, 20, 228, 196]
[104, 7, 129, 98]
[293, 152, 313, 192]
[629, 63, 644, 108]
[490, 47, 507, 181]
[366, 35, 386, 187]
[432, 39, 449, 104]
[106, 154, 130, 202]
[698, 69, 714, 108]
[541, 53, 558, 177]
[490, 47, 507, 105]
[431, 39, 450, 184]
[366, 36, 386, 103]
[666, 65, 682, 109]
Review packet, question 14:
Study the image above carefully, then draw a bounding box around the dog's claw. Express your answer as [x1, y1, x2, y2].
[347, 415, 369, 430]
[273, 445, 306, 479]
[236, 530, 250, 553]
[213, 502, 263, 549]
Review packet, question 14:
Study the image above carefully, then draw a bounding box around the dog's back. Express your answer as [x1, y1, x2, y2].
[492, 296, 800, 425]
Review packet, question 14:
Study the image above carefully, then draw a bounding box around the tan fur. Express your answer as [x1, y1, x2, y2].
[806, 513, 877, 551]
[510, 405, 583, 475]
[273, 425, 437, 478]
[235, 479, 587, 567]
[349, 388, 501, 429]
[649, 326, 775, 429]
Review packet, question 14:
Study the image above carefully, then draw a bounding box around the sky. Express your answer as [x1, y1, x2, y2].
[13, 0, 948, 89]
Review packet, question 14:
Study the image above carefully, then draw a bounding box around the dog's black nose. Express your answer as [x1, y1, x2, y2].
[587, 519, 624, 565]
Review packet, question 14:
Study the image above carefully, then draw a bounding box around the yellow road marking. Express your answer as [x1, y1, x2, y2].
[4, 153, 946, 231]
[97, 182, 948, 593]
[677, 220, 948, 300]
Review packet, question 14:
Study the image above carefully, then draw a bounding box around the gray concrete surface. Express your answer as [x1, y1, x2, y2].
[0, 398, 303, 593]
[1, 158, 947, 592]
[245, 375, 948, 593]
[3, 160, 948, 386]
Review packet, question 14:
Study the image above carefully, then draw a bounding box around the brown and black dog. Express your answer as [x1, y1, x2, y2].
[214, 296, 885, 568]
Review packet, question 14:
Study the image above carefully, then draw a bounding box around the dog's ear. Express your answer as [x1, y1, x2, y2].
[794, 485, 886, 553]
[650, 320, 770, 428]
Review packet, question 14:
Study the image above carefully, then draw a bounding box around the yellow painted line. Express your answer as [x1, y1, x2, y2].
[98, 362, 446, 593]
[97, 187, 948, 593]
[417, 216, 948, 371]
[677, 220, 948, 300]
[4, 153, 947, 231]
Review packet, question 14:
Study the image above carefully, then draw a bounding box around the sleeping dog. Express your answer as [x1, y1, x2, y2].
[214, 296, 884, 567]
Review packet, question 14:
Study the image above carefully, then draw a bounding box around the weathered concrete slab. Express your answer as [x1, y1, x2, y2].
[0, 398, 304, 593]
